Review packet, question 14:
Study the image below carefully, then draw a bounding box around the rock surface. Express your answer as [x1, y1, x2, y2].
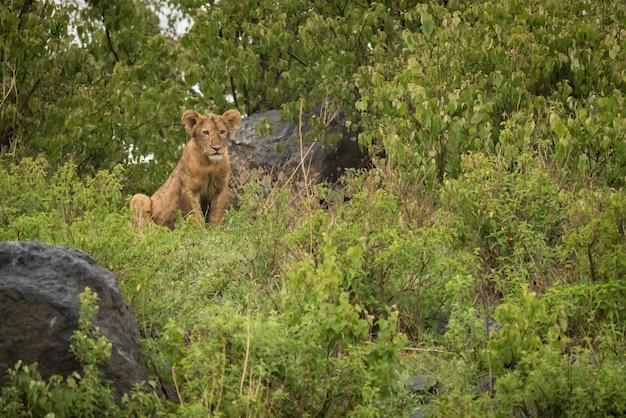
[229, 102, 369, 185]
[0, 241, 148, 400]
[474, 373, 497, 396]
[475, 313, 504, 333]
[408, 374, 440, 395]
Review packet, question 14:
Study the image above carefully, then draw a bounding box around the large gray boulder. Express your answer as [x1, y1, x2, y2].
[0, 241, 148, 400]
[229, 103, 369, 185]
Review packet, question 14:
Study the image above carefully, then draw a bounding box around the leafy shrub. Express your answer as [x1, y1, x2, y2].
[284, 170, 479, 338]
[440, 152, 566, 300]
[433, 287, 626, 417]
[496, 347, 626, 417]
[0, 157, 133, 270]
[550, 90, 626, 187]
[356, 0, 626, 190]
[490, 289, 626, 417]
[143, 239, 406, 417]
[545, 188, 626, 337]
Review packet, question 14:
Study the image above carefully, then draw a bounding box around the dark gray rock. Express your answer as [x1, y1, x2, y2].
[474, 374, 497, 397]
[0, 241, 148, 401]
[408, 374, 439, 395]
[475, 313, 503, 333]
[229, 102, 369, 184]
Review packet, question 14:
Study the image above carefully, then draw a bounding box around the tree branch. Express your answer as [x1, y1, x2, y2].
[287, 51, 308, 66]
[101, 9, 120, 62]
[18, 0, 35, 30]
[19, 77, 42, 112]
[229, 74, 239, 109]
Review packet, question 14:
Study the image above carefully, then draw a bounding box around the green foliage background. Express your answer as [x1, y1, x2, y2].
[2, 0, 626, 416]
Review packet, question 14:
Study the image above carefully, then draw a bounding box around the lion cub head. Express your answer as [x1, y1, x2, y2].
[182, 109, 242, 161]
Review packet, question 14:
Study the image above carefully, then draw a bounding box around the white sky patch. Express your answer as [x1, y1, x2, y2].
[191, 83, 204, 97]
[57, 0, 194, 45]
[182, 72, 205, 97]
[127, 143, 155, 164]
[148, 1, 194, 38]
[55, 0, 88, 46]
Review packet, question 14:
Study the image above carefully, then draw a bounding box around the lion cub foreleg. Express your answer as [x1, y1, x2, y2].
[182, 189, 205, 225]
[207, 190, 229, 227]
[131, 194, 154, 227]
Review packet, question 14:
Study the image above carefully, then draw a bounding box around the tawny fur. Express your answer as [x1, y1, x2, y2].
[131, 109, 241, 229]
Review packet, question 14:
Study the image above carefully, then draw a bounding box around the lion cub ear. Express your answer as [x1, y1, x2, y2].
[181, 110, 202, 136]
[221, 109, 242, 133]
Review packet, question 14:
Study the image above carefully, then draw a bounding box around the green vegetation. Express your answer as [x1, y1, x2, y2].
[2, 0, 626, 416]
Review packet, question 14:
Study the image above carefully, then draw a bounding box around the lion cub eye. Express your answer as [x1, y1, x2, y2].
[202, 130, 210, 136]
[219, 130, 226, 135]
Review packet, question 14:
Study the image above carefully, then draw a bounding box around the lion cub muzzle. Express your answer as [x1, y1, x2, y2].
[208, 147, 225, 161]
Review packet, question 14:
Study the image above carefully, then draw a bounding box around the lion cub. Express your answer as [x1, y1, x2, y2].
[131, 109, 241, 228]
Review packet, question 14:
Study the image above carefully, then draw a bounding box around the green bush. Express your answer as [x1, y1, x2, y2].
[432, 287, 626, 417]
[0, 157, 132, 270]
[545, 188, 626, 337]
[140, 239, 406, 417]
[496, 347, 626, 417]
[440, 152, 566, 299]
[356, 0, 626, 189]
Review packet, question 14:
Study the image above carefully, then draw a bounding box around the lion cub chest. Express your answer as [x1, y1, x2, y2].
[194, 164, 230, 210]
[180, 140, 230, 197]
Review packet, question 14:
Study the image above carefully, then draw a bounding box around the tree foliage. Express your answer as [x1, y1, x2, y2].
[4, 0, 626, 190]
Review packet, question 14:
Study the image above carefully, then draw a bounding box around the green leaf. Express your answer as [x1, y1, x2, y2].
[549, 113, 567, 137]
[355, 99, 368, 112]
[402, 30, 416, 51]
[421, 13, 435, 38]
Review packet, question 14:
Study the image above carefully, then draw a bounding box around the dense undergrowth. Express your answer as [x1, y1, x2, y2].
[1, 148, 625, 416]
[3, 0, 626, 416]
